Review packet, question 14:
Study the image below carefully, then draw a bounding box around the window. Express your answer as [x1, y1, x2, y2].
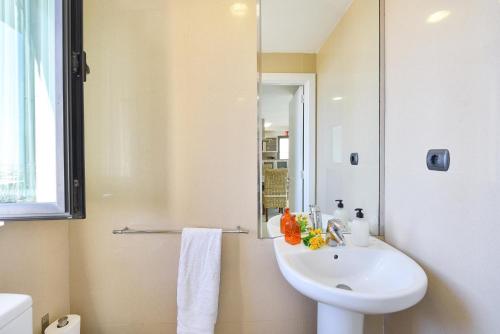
[0, 0, 86, 220]
[278, 136, 289, 160]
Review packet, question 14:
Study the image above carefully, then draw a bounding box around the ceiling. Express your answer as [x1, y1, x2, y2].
[261, 0, 353, 53]
[260, 84, 299, 131]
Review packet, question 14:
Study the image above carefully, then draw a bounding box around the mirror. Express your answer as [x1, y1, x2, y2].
[258, 0, 383, 238]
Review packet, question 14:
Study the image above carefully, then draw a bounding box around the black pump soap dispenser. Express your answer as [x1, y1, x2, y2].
[351, 208, 369, 246]
[332, 200, 349, 227]
[355, 208, 364, 218]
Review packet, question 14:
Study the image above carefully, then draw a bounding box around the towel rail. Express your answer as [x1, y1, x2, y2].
[112, 226, 249, 235]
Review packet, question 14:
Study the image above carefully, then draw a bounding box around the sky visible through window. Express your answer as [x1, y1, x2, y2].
[0, 0, 59, 204]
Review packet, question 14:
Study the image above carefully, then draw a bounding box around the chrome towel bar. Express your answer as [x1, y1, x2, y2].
[112, 226, 249, 235]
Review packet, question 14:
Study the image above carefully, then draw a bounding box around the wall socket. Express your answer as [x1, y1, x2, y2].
[426, 149, 450, 171]
[350, 152, 359, 165]
[41, 313, 49, 334]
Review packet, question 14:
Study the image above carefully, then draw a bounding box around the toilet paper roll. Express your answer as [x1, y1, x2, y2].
[45, 314, 80, 334]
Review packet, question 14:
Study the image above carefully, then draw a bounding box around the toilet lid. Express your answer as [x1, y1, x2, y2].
[0, 294, 32, 329]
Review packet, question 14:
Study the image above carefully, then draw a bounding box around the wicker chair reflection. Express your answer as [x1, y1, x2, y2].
[263, 168, 288, 221]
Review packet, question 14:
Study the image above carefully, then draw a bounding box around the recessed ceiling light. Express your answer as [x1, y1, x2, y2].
[426, 10, 450, 23]
[264, 122, 272, 128]
[332, 97, 343, 101]
[230, 3, 248, 17]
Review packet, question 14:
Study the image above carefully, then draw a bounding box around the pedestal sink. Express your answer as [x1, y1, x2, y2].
[273, 235, 427, 334]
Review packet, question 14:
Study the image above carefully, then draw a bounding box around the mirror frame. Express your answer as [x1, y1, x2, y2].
[257, 0, 386, 239]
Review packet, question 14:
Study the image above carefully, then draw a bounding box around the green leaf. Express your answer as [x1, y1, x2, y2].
[302, 234, 312, 246]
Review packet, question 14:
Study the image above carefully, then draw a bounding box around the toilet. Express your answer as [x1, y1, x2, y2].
[0, 294, 32, 334]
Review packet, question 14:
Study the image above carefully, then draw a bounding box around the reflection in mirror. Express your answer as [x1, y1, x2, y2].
[258, 0, 382, 238]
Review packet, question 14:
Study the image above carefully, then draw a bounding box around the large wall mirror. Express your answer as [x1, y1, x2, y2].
[257, 0, 384, 238]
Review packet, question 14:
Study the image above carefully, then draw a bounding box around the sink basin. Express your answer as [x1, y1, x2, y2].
[273, 235, 427, 333]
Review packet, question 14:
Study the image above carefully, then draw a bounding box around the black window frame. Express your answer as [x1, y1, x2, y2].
[66, 0, 86, 219]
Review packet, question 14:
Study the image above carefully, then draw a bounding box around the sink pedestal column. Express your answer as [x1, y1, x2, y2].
[317, 303, 364, 334]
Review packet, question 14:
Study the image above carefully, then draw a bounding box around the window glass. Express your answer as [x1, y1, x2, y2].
[278, 137, 289, 160]
[0, 0, 64, 212]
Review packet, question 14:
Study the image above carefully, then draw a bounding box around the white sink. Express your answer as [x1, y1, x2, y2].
[273, 235, 427, 334]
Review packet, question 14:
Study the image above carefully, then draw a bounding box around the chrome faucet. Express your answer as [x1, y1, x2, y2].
[308, 204, 322, 230]
[325, 219, 345, 247]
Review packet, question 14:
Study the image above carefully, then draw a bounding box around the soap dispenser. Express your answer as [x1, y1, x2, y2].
[351, 208, 369, 247]
[331, 200, 349, 231]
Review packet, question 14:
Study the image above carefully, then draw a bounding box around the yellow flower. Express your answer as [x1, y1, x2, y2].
[307, 228, 322, 236]
[308, 235, 325, 250]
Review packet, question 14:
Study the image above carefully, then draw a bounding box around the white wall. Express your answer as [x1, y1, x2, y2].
[316, 0, 380, 232]
[260, 84, 296, 132]
[385, 0, 500, 333]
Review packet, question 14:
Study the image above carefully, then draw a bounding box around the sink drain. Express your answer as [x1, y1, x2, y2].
[336, 284, 352, 291]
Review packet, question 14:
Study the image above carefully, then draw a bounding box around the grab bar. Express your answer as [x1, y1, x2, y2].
[112, 226, 249, 235]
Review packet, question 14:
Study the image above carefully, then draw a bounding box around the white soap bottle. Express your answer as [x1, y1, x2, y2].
[332, 200, 350, 232]
[351, 208, 369, 247]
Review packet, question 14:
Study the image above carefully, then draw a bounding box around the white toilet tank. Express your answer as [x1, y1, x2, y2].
[0, 294, 32, 334]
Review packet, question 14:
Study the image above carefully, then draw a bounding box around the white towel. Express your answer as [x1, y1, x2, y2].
[177, 228, 222, 334]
